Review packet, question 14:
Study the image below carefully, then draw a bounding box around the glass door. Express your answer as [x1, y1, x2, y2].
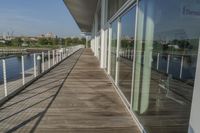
[117, 7, 136, 103]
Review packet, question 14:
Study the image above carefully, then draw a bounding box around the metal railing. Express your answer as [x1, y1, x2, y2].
[0, 45, 84, 100]
[118, 48, 196, 80]
[153, 52, 197, 80]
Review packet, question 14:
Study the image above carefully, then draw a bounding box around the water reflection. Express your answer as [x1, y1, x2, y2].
[0, 54, 34, 84]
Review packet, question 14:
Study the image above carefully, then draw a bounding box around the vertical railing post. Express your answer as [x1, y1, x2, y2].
[60, 50, 63, 61]
[59, 51, 61, 61]
[61, 51, 63, 60]
[62, 48, 65, 60]
[180, 56, 184, 79]
[21, 55, 25, 85]
[2, 59, 7, 96]
[53, 50, 55, 65]
[42, 52, 44, 72]
[157, 53, 160, 70]
[56, 51, 58, 63]
[48, 51, 50, 69]
[64, 49, 66, 58]
[126, 48, 128, 59]
[37, 55, 42, 74]
[128, 49, 130, 59]
[167, 54, 170, 74]
[34, 54, 37, 77]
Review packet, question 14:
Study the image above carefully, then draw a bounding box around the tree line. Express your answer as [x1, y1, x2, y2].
[0, 37, 86, 48]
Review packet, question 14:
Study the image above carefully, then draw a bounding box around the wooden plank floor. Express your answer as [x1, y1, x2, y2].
[0, 49, 139, 133]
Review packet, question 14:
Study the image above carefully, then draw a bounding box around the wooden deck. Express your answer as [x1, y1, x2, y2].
[0, 49, 139, 133]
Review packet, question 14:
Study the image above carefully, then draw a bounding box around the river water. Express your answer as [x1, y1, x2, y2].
[0, 54, 34, 84]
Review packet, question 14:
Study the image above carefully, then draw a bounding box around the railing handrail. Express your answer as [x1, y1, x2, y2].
[0, 45, 84, 101]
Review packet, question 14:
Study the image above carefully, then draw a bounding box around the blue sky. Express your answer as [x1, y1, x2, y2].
[0, 0, 81, 37]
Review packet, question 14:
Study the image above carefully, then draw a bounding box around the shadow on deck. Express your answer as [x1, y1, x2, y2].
[0, 49, 139, 133]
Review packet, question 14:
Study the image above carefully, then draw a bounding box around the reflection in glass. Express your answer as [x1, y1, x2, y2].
[117, 7, 136, 103]
[110, 20, 118, 81]
[132, 0, 200, 132]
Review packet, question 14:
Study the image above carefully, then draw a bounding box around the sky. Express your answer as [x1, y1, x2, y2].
[0, 0, 81, 37]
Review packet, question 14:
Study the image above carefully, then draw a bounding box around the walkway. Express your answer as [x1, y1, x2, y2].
[0, 49, 139, 133]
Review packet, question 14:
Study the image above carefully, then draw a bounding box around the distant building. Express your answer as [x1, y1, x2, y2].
[45, 32, 56, 38]
[21, 42, 29, 47]
[37, 32, 56, 38]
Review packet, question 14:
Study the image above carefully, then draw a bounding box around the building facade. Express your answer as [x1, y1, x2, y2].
[64, 0, 200, 133]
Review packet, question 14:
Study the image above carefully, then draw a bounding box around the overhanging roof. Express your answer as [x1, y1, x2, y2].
[63, 0, 98, 33]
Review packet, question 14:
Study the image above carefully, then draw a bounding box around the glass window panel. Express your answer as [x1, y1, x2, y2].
[132, 0, 200, 133]
[110, 20, 118, 81]
[117, 7, 136, 103]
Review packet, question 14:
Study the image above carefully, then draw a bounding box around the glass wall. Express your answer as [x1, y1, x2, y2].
[132, 0, 200, 133]
[110, 20, 118, 81]
[117, 7, 136, 103]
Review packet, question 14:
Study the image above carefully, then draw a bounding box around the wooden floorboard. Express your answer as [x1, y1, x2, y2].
[0, 48, 139, 133]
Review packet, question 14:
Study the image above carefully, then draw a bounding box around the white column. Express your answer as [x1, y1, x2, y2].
[56, 51, 58, 63]
[59, 51, 62, 61]
[42, 52, 44, 72]
[48, 51, 50, 69]
[115, 18, 121, 84]
[53, 50, 55, 65]
[21, 56, 25, 85]
[2, 59, 7, 96]
[180, 56, 184, 79]
[34, 54, 37, 77]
